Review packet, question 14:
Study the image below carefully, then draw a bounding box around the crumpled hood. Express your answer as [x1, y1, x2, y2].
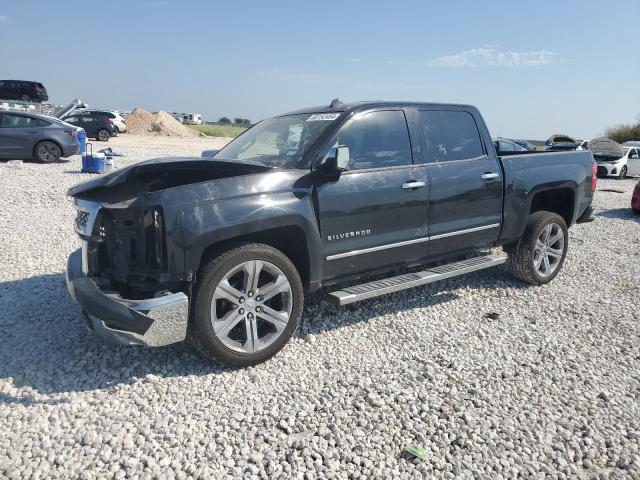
[67, 156, 273, 199]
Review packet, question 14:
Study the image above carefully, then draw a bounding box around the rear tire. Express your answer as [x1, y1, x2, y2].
[34, 141, 62, 163]
[189, 243, 304, 367]
[97, 129, 110, 141]
[506, 211, 568, 285]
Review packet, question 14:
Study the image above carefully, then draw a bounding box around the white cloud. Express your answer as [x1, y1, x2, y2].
[0, 15, 9, 22]
[427, 47, 559, 67]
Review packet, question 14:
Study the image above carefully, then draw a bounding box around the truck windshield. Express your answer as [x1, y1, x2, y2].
[214, 113, 339, 168]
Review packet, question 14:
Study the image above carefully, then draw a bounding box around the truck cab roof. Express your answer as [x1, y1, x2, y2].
[280, 100, 476, 117]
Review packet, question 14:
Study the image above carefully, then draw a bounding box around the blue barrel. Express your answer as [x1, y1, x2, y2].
[77, 129, 87, 155]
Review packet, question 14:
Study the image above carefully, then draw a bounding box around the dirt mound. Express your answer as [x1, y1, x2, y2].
[124, 108, 155, 135]
[125, 107, 203, 137]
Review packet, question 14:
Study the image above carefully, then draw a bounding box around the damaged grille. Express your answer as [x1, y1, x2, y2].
[86, 207, 168, 294]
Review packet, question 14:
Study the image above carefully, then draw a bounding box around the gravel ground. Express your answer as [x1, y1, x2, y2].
[1, 140, 639, 479]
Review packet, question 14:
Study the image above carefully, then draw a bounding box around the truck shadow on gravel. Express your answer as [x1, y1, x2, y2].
[0, 267, 526, 399]
[597, 208, 640, 223]
[301, 266, 528, 337]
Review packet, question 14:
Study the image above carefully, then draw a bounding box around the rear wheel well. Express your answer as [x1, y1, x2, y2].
[529, 188, 575, 226]
[199, 226, 310, 291]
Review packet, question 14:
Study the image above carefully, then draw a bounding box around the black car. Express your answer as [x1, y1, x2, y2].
[0, 80, 49, 102]
[63, 111, 117, 141]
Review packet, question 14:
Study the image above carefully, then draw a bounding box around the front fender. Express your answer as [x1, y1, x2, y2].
[163, 189, 323, 290]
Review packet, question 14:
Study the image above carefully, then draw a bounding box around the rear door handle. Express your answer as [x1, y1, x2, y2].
[402, 181, 426, 190]
[481, 172, 499, 180]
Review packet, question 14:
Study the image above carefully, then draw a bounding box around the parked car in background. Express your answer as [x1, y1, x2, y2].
[545, 134, 579, 151]
[493, 138, 528, 154]
[632, 180, 640, 214]
[590, 137, 639, 179]
[512, 139, 537, 151]
[63, 111, 117, 141]
[0, 80, 49, 102]
[67, 109, 127, 133]
[0, 110, 80, 162]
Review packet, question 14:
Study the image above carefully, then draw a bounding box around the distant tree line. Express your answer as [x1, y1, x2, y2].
[218, 117, 251, 125]
[605, 115, 640, 143]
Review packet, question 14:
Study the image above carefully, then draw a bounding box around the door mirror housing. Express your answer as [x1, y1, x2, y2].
[322, 145, 350, 174]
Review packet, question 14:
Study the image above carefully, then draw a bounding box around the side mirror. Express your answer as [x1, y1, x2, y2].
[322, 145, 350, 174]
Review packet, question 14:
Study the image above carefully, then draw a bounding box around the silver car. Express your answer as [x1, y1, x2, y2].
[0, 110, 81, 163]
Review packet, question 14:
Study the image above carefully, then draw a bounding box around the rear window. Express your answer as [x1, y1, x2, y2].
[417, 110, 484, 162]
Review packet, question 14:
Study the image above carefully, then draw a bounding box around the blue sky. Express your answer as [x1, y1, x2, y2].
[1, 0, 638, 139]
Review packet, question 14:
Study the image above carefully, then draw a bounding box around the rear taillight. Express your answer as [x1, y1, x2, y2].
[122, 119, 126, 124]
[591, 162, 597, 192]
[64, 130, 77, 137]
[105, 119, 113, 125]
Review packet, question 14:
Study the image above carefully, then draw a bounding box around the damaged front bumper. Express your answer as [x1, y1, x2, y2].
[66, 249, 189, 347]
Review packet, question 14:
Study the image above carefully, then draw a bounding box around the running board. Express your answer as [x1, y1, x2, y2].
[325, 254, 507, 306]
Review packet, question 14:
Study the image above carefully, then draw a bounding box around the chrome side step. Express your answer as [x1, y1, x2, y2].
[325, 254, 507, 306]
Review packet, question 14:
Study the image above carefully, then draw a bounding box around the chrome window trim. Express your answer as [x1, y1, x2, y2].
[325, 223, 500, 261]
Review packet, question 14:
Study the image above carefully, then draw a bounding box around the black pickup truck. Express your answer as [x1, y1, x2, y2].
[66, 100, 596, 366]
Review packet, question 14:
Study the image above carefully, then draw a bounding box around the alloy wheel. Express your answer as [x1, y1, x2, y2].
[211, 260, 293, 354]
[533, 223, 564, 278]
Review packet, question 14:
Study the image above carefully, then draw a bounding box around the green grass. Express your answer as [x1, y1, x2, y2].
[189, 123, 248, 138]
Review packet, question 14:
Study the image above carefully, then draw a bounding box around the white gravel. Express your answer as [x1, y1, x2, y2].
[1, 140, 639, 479]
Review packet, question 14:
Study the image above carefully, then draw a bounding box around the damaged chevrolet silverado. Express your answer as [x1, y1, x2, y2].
[66, 100, 596, 366]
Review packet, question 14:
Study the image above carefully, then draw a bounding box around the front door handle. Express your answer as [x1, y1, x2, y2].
[481, 172, 499, 180]
[402, 181, 426, 190]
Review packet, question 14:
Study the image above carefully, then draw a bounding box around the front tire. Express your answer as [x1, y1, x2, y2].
[619, 166, 627, 180]
[506, 211, 568, 285]
[189, 243, 304, 367]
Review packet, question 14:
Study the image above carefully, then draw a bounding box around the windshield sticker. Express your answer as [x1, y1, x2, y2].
[307, 113, 340, 122]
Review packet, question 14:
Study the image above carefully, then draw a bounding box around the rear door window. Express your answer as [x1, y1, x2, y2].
[417, 110, 485, 162]
[1, 114, 39, 128]
[337, 110, 412, 171]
